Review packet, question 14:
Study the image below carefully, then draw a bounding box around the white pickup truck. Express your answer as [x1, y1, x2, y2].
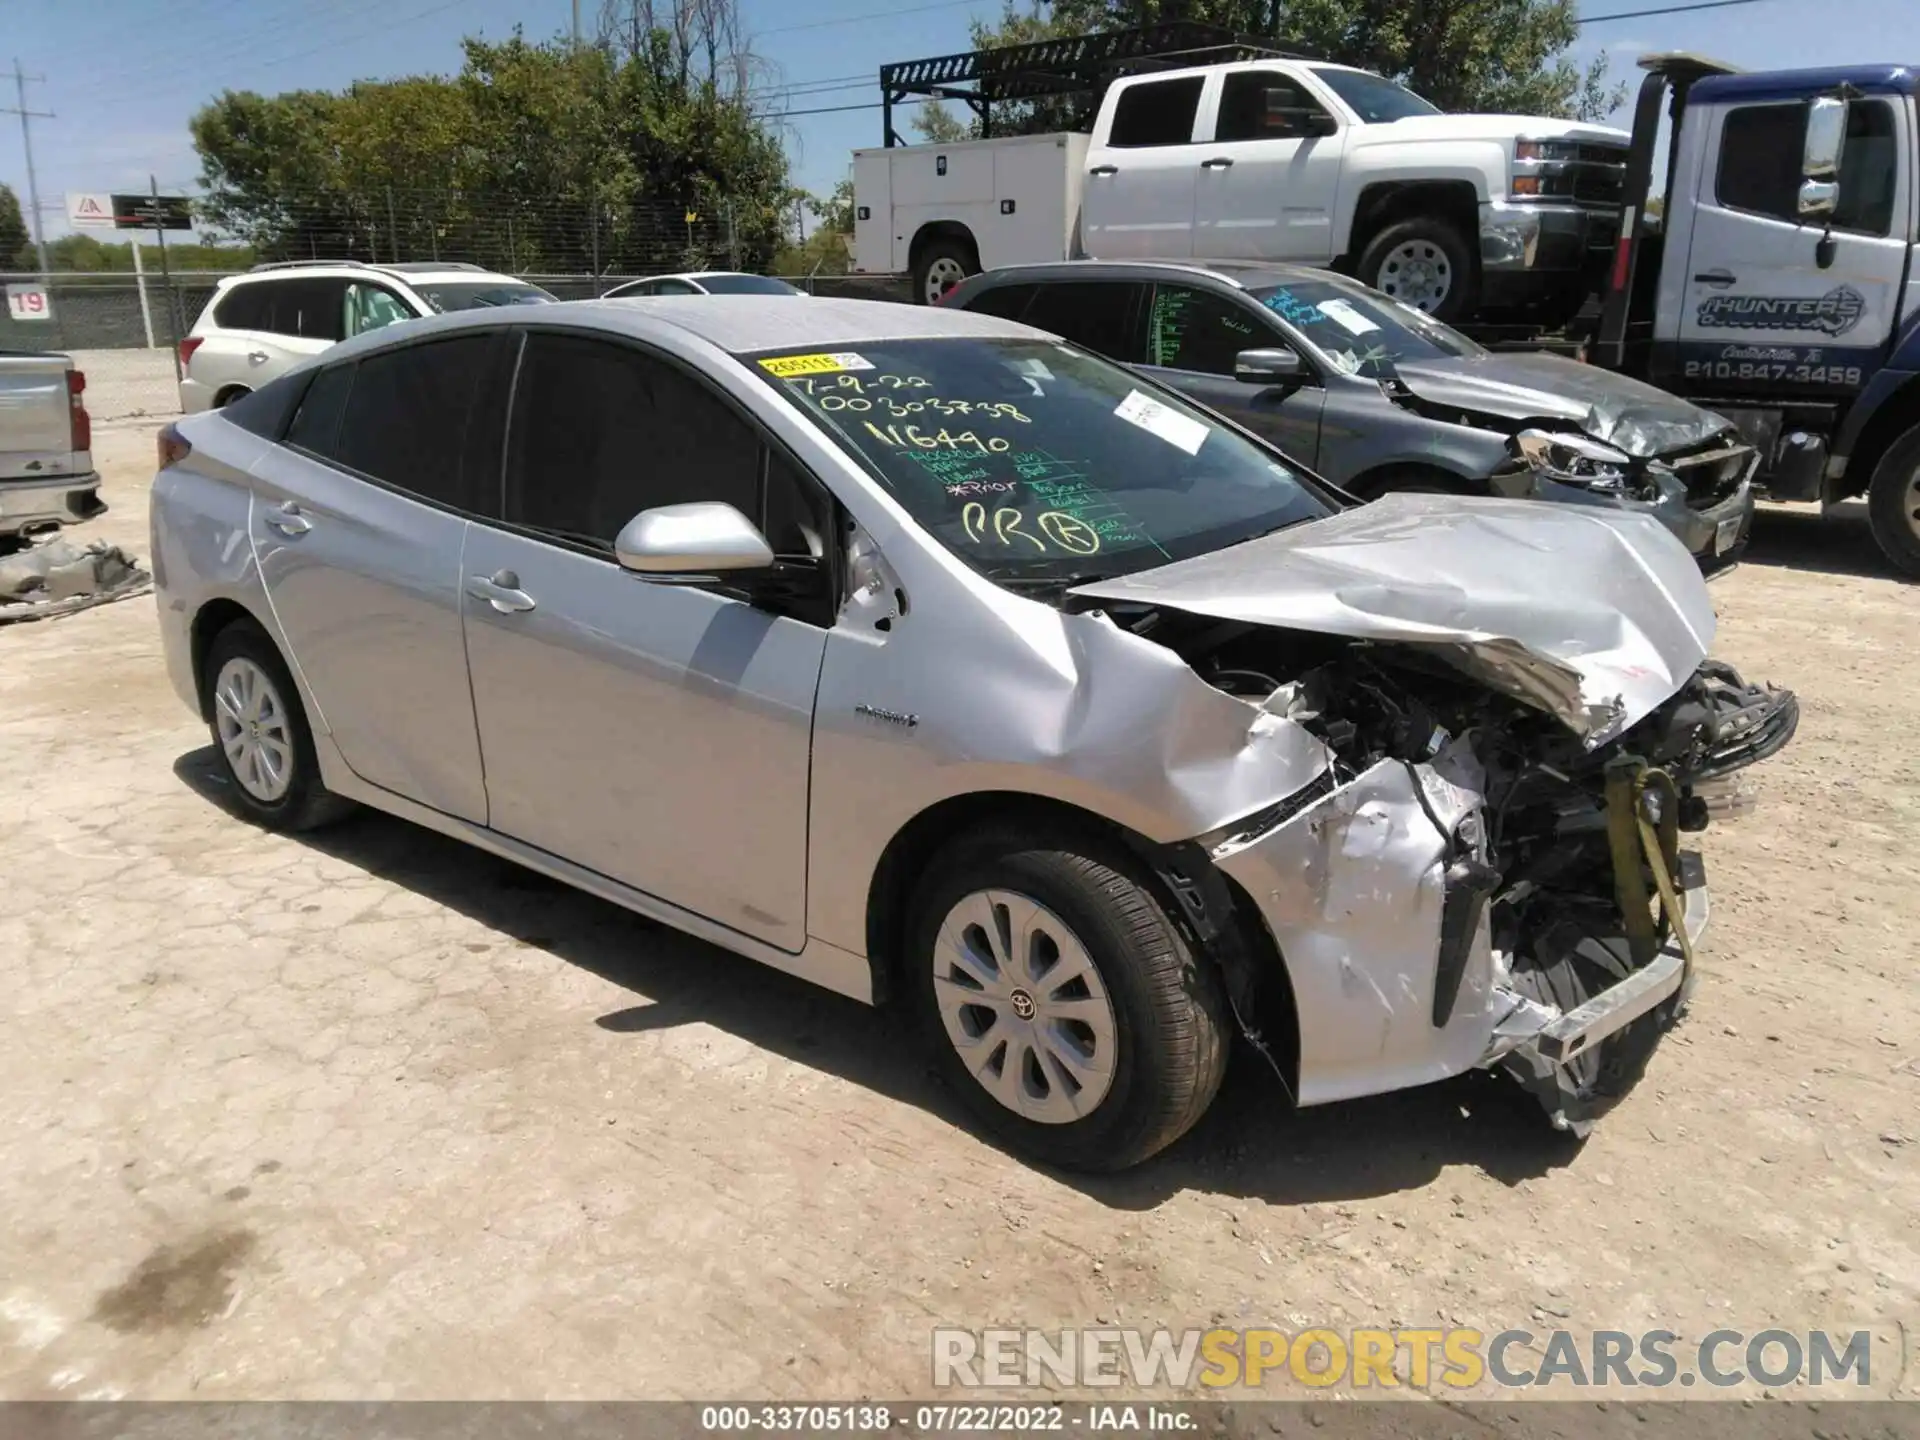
[855, 57, 1629, 323]
[0, 350, 102, 548]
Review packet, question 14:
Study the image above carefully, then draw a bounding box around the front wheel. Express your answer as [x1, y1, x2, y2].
[1356, 217, 1479, 322]
[906, 827, 1229, 1171]
[1866, 424, 1920, 577]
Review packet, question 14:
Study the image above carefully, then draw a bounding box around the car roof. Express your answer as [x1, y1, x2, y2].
[1691, 64, 1917, 104]
[218, 262, 522, 288]
[316, 294, 1034, 365]
[967, 258, 1340, 291]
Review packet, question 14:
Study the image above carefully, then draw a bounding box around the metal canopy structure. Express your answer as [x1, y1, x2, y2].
[878, 21, 1310, 147]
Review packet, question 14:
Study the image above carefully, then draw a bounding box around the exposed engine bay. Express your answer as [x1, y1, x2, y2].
[1108, 602, 1800, 1132]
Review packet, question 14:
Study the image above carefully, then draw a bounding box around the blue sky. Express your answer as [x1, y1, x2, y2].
[2, 0, 1916, 245]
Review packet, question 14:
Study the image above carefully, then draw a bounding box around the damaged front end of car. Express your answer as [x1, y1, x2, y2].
[1071, 494, 1797, 1134]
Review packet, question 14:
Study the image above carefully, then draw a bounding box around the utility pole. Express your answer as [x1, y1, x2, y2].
[4, 60, 53, 276]
[571, 0, 582, 46]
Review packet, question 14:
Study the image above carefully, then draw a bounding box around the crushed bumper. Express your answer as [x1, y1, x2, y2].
[1522, 467, 1755, 567]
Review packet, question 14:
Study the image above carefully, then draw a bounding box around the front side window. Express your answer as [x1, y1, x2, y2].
[1217, 72, 1331, 142]
[1144, 285, 1271, 375]
[344, 282, 413, 338]
[330, 334, 492, 509]
[504, 333, 825, 558]
[1307, 67, 1439, 123]
[1020, 281, 1146, 362]
[1716, 100, 1896, 235]
[1107, 76, 1205, 148]
[1249, 278, 1482, 378]
[751, 338, 1329, 590]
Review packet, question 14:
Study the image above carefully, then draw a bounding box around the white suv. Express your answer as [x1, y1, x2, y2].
[177, 261, 554, 412]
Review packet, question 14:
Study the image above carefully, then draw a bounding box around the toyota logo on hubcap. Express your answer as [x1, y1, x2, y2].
[1009, 988, 1037, 1020]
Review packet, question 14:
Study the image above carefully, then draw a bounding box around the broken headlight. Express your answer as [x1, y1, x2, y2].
[1515, 429, 1636, 495]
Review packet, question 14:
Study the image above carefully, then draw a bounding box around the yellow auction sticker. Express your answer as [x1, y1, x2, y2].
[759, 351, 874, 377]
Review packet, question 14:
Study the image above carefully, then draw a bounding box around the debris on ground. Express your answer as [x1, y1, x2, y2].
[0, 537, 152, 624]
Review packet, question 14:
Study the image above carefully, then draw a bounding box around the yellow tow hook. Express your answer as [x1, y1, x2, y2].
[1604, 759, 1694, 977]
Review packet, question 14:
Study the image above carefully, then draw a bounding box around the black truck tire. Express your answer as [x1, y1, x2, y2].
[1356, 217, 1480, 323]
[1866, 423, 1920, 578]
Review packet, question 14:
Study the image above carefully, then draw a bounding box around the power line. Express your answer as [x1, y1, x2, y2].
[762, 0, 980, 36]
[1576, 0, 1780, 22]
[2, 59, 54, 276]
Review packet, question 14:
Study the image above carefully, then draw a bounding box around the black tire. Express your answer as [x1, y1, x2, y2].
[215, 386, 252, 409]
[906, 826, 1229, 1171]
[1507, 901, 1670, 1108]
[1349, 465, 1474, 502]
[1356, 216, 1480, 323]
[200, 616, 351, 832]
[1865, 423, 1920, 578]
[912, 235, 979, 306]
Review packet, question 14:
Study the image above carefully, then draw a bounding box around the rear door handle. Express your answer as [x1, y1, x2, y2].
[264, 501, 311, 536]
[1692, 269, 1736, 287]
[1200, 156, 1234, 169]
[466, 569, 537, 614]
[1088, 164, 1119, 177]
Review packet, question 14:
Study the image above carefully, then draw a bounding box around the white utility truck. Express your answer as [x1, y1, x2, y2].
[854, 24, 1629, 323]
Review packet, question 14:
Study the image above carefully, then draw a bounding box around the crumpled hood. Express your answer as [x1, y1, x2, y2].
[1070, 493, 1716, 745]
[1390, 351, 1735, 458]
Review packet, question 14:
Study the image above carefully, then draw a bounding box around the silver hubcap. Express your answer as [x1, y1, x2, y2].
[213, 657, 294, 803]
[1903, 462, 1920, 539]
[932, 889, 1118, 1125]
[1376, 239, 1453, 312]
[924, 256, 967, 304]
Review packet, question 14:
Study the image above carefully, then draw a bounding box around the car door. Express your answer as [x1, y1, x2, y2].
[1659, 95, 1911, 394]
[1082, 75, 1207, 259]
[246, 331, 503, 822]
[1134, 282, 1326, 466]
[1193, 69, 1348, 261]
[459, 331, 833, 952]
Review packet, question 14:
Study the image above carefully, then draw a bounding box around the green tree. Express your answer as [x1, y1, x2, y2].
[0, 182, 30, 268]
[915, 0, 1622, 139]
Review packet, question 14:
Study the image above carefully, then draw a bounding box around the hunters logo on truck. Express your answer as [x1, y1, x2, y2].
[1696, 285, 1866, 337]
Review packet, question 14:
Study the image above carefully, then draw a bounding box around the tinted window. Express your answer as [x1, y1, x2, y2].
[1021, 282, 1145, 362]
[694, 274, 805, 295]
[284, 364, 353, 455]
[412, 280, 554, 312]
[1144, 285, 1270, 375]
[961, 283, 1037, 321]
[331, 334, 492, 509]
[752, 338, 1328, 591]
[1217, 73, 1328, 142]
[263, 278, 346, 341]
[1716, 100, 1895, 235]
[1835, 101, 1898, 236]
[1308, 67, 1438, 123]
[1107, 77, 1204, 148]
[505, 334, 819, 555]
[213, 283, 270, 331]
[222, 369, 311, 439]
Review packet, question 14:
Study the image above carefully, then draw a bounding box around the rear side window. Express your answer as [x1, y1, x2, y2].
[331, 334, 492, 509]
[961, 283, 1036, 321]
[1021, 281, 1146, 362]
[1717, 100, 1898, 236]
[1107, 77, 1205, 148]
[221, 370, 311, 439]
[263, 278, 347, 341]
[212, 283, 270, 331]
[284, 365, 354, 455]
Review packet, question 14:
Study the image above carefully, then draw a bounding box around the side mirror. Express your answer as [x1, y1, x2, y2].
[1235, 346, 1306, 384]
[1802, 96, 1848, 180]
[614, 501, 774, 580]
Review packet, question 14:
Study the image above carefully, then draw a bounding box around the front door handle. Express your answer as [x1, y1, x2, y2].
[1200, 156, 1234, 169]
[466, 569, 537, 614]
[1088, 163, 1119, 177]
[264, 501, 311, 536]
[247, 350, 269, 364]
[1692, 269, 1736, 287]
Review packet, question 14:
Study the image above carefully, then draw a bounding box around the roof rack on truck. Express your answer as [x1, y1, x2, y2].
[878, 20, 1307, 146]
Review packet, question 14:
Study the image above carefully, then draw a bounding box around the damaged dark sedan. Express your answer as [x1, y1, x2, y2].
[948, 260, 1758, 567]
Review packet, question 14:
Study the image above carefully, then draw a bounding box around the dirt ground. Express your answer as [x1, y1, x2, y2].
[1, 416, 1916, 1405]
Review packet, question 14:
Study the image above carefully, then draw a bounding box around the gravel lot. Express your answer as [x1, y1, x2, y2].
[1, 411, 1916, 1405]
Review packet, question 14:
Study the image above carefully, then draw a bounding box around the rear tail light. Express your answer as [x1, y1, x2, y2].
[68, 370, 91, 455]
[157, 423, 191, 469]
[1607, 210, 1637, 296]
[179, 335, 204, 368]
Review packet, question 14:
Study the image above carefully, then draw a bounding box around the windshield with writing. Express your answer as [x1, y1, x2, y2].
[1310, 67, 1440, 123]
[1250, 280, 1483, 378]
[751, 338, 1330, 586]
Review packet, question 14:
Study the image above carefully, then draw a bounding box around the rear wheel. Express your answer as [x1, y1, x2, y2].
[907, 826, 1229, 1171]
[201, 617, 351, 832]
[1348, 465, 1473, 502]
[1866, 424, 1920, 578]
[1357, 217, 1479, 322]
[913, 236, 979, 306]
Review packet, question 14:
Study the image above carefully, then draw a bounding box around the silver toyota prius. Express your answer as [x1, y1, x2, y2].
[150, 297, 1797, 1170]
